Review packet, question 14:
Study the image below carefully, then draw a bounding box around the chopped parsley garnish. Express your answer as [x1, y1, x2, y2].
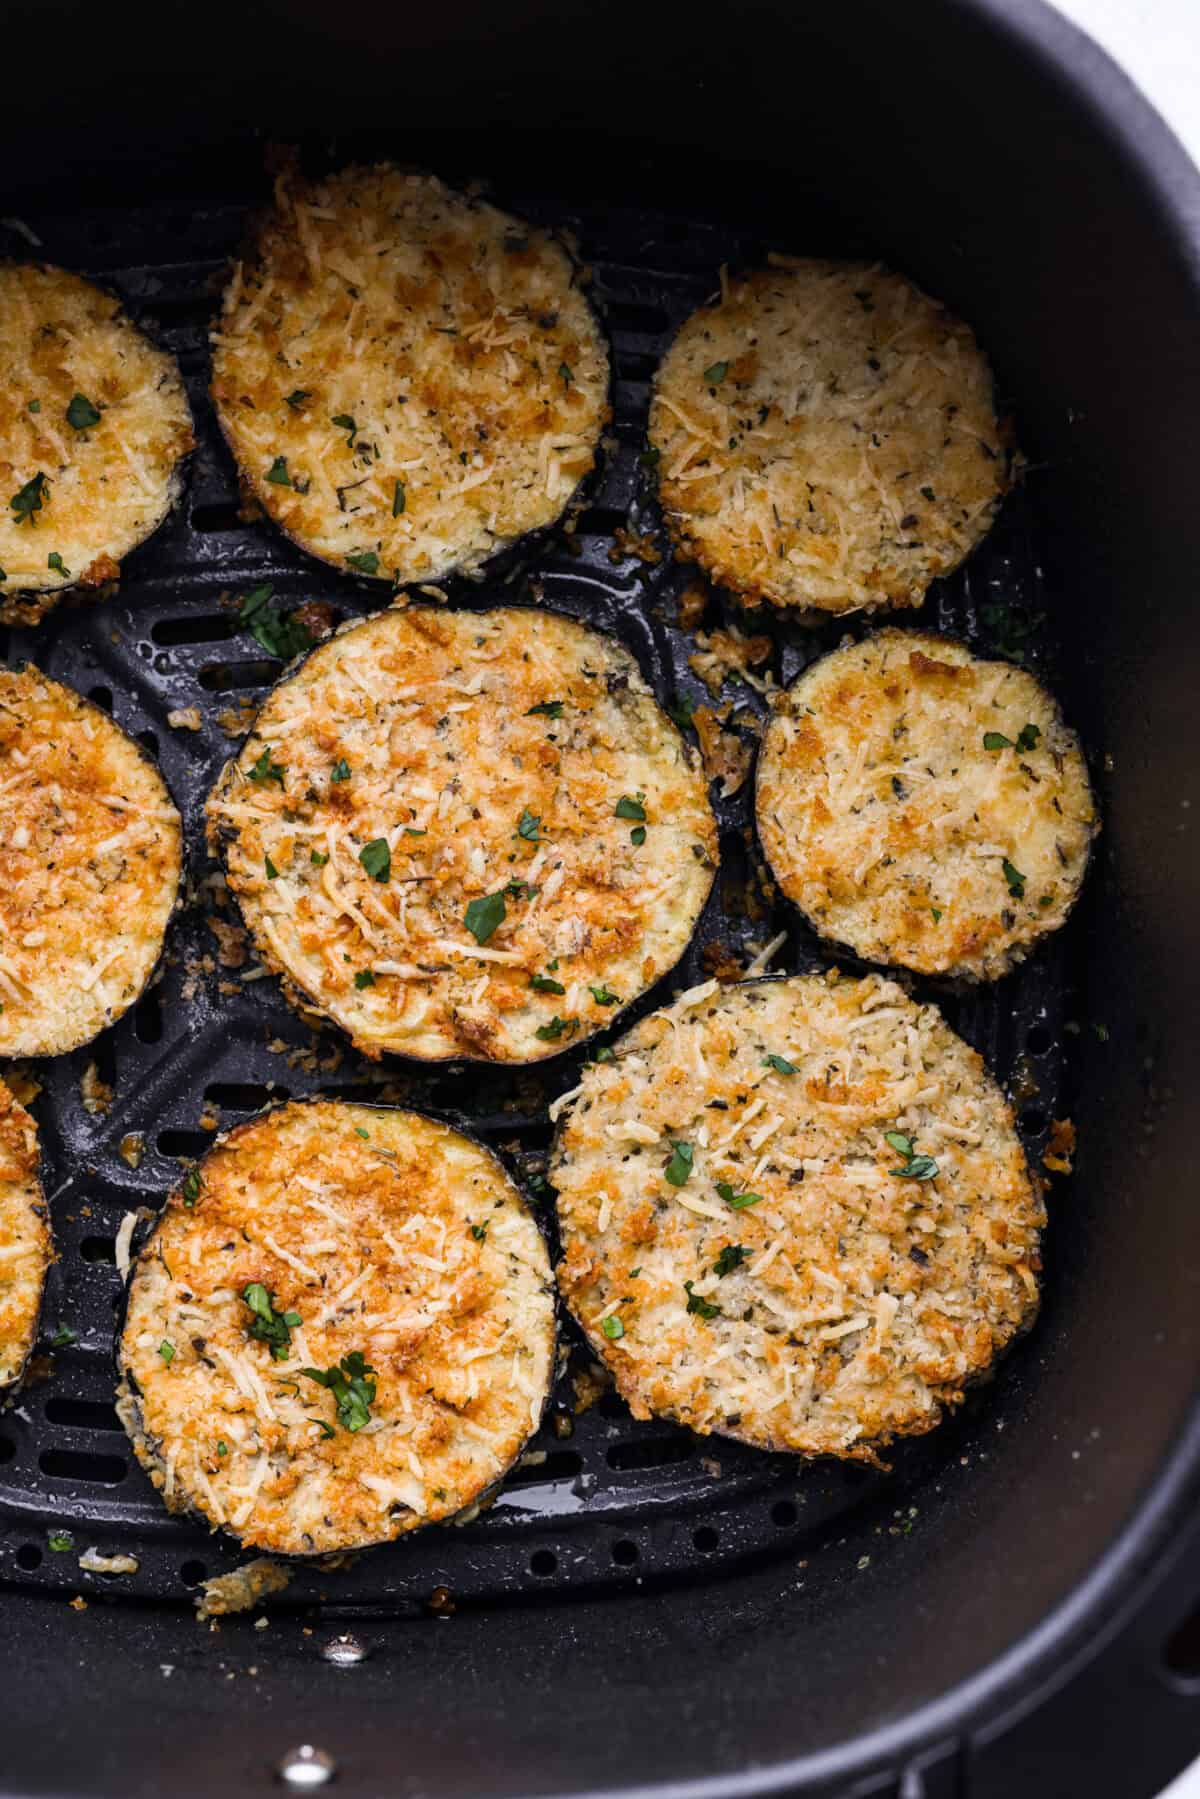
[713, 1244, 749, 1277]
[630, 825, 647, 847]
[10, 471, 49, 525]
[531, 972, 566, 994]
[238, 583, 314, 661]
[703, 360, 729, 385]
[505, 878, 538, 902]
[717, 1180, 764, 1210]
[354, 1127, 369, 1140]
[47, 551, 69, 577]
[301, 1351, 376, 1433]
[392, 480, 406, 517]
[559, 362, 573, 384]
[920, 484, 935, 501]
[27, 399, 40, 414]
[589, 984, 619, 1006]
[615, 793, 646, 822]
[331, 413, 358, 445]
[1001, 858, 1026, 899]
[602, 1313, 625, 1340]
[50, 1324, 77, 1349]
[217, 1441, 229, 1457]
[66, 393, 102, 431]
[684, 1281, 721, 1320]
[331, 757, 352, 783]
[762, 1054, 797, 1075]
[266, 455, 291, 486]
[264, 854, 279, 880]
[590, 1045, 615, 1064]
[526, 700, 564, 719]
[242, 1283, 302, 1361]
[1016, 723, 1041, 752]
[984, 724, 1039, 753]
[159, 1341, 175, 1365]
[285, 390, 310, 409]
[182, 1167, 202, 1205]
[664, 1141, 694, 1186]
[404, 827, 427, 837]
[470, 1222, 489, 1242]
[354, 970, 376, 990]
[248, 746, 285, 786]
[359, 838, 391, 883]
[464, 891, 506, 944]
[346, 549, 380, 576]
[517, 807, 541, 842]
[884, 1130, 939, 1181]
[983, 731, 1012, 752]
[47, 1531, 74, 1553]
[311, 848, 329, 867]
[930, 906, 943, 923]
[535, 1016, 574, 1042]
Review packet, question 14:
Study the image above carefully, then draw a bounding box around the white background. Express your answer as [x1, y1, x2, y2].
[1046, 8, 1200, 1796]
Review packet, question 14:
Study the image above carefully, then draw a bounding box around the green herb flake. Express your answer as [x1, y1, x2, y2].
[470, 1222, 489, 1242]
[392, 480, 406, 517]
[159, 1341, 176, 1365]
[1002, 858, 1027, 899]
[684, 1280, 721, 1320]
[27, 399, 40, 414]
[66, 393, 102, 431]
[331, 757, 352, 783]
[1016, 723, 1041, 752]
[559, 362, 573, 384]
[535, 1015, 574, 1042]
[630, 825, 647, 847]
[920, 485, 936, 501]
[615, 792, 647, 822]
[354, 970, 376, 990]
[238, 583, 315, 661]
[762, 1054, 797, 1075]
[668, 693, 696, 731]
[354, 1127, 369, 1140]
[248, 746, 285, 787]
[590, 1045, 616, 1064]
[264, 854, 279, 880]
[703, 360, 729, 385]
[217, 1440, 229, 1457]
[531, 972, 566, 994]
[717, 1180, 764, 1210]
[10, 471, 49, 525]
[47, 551, 69, 578]
[983, 731, 1013, 752]
[285, 390, 310, 409]
[311, 848, 330, 866]
[47, 1531, 74, 1553]
[517, 807, 541, 842]
[331, 413, 358, 444]
[589, 984, 620, 1007]
[463, 891, 505, 945]
[301, 1350, 377, 1432]
[346, 549, 381, 576]
[242, 1283, 302, 1362]
[602, 1313, 625, 1340]
[664, 1141, 694, 1186]
[50, 1324, 77, 1349]
[526, 700, 564, 719]
[930, 907, 943, 923]
[182, 1167, 202, 1206]
[885, 1130, 939, 1181]
[359, 838, 391, 883]
[713, 1244, 749, 1277]
[266, 455, 291, 486]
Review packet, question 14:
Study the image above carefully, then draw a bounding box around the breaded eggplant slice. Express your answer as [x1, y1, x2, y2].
[0, 1075, 51, 1390]
[0, 665, 182, 1056]
[211, 163, 609, 588]
[756, 629, 1098, 980]
[0, 263, 193, 625]
[553, 972, 1043, 1460]
[116, 1099, 555, 1556]
[649, 260, 1013, 614]
[207, 605, 717, 1063]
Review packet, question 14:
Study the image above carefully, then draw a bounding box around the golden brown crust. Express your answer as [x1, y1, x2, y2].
[211, 163, 609, 587]
[756, 629, 1098, 979]
[649, 261, 1011, 614]
[117, 1100, 555, 1556]
[0, 666, 182, 1056]
[0, 264, 193, 624]
[553, 973, 1043, 1459]
[207, 606, 717, 1063]
[0, 1075, 50, 1388]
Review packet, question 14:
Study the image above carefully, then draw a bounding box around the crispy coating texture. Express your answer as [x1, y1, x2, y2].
[207, 606, 717, 1063]
[0, 263, 193, 624]
[0, 1076, 50, 1388]
[212, 163, 608, 586]
[650, 261, 1011, 614]
[756, 630, 1098, 979]
[0, 666, 182, 1056]
[554, 973, 1043, 1459]
[117, 1100, 555, 1556]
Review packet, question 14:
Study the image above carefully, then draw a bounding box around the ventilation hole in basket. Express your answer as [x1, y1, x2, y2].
[0, 626, 9, 661]
[607, 1435, 694, 1472]
[1020, 1107, 1048, 1135]
[605, 301, 670, 336]
[529, 1549, 557, 1577]
[1163, 1602, 1200, 1687]
[16, 1544, 41, 1571]
[88, 685, 114, 714]
[0, 1434, 16, 1465]
[79, 1236, 116, 1265]
[137, 729, 159, 758]
[190, 502, 244, 534]
[505, 1450, 582, 1489]
[152, 613, 239, 647]
[198, 659, 278, 693]
[134, 988, 163, 1044]
[611, 1539, 639, 1566]
[596, 1390, 628, 1421]
[771, 1500, 799, 1527]
[157, 1129, 213, 1158]
[1026, 1024, 1053, 1055]
[44, 1397, 122, 1434]
[573, 507, 627, 540]
[693, 1526, 720, 1553]
[38, 1448, 128, 1485]
[91, 1034, 117, 1088]
[179, 1560, 208, 1588]
[617, 352, 657, 384]
[204, 1082, 289, 1112]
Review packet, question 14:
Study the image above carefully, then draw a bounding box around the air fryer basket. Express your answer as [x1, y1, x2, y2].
[1, 2, 1199, 1796]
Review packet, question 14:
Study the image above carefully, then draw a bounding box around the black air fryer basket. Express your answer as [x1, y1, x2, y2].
[1, 2, 1199, 1795]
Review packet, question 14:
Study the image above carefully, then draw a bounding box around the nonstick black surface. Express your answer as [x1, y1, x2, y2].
[0, 184, 1081, 1613]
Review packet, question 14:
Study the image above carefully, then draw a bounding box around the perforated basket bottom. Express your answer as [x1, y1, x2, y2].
[0, 178, 1074, 1612]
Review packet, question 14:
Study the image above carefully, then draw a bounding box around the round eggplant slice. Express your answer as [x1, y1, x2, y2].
[211, 163, 609, 588]
[116, 1099, 556, 1557]
[0, 665, 182, 1057]
[552, 972, 1043, 1461]
[649, 260, 1012, 615]
[756, 629, 1098, 980]
[0, 263, 193, 626]
[0, 1075, 51, 1391]
[206, 605, 717, 1063]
